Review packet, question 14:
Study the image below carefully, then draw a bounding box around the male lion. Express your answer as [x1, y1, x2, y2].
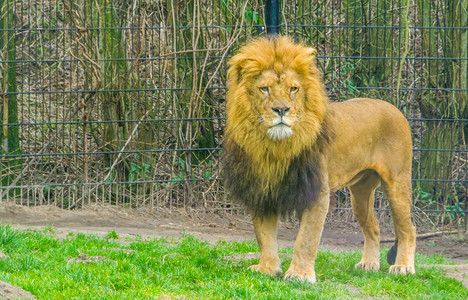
[222, 36, 416, 283]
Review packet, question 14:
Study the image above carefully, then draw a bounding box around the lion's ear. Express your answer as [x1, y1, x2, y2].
[307, 47, 317, 57]
[304, 47, 320, 76]
[227, 55, 246, 87]
[228, 54, 259, 86]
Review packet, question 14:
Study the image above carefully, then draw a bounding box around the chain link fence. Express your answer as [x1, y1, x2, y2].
[1, 0, 466, 227]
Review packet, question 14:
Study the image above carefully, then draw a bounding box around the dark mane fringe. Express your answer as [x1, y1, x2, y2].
[222, 120, 333, 218]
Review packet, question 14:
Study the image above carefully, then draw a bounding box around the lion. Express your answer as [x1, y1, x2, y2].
[222, 36, 416, 283]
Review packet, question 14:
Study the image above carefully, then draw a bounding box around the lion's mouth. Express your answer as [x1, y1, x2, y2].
[267, 124, 293, 140]
[272, 115, 291, 126]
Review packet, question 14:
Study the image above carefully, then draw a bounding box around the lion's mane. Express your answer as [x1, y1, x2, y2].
[223, 36, 332, 217]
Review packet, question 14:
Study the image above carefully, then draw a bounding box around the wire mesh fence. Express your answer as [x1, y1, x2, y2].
[0, 0, 466, 227]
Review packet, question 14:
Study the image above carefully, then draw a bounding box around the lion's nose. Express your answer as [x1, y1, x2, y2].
[272, 106, 290, 117]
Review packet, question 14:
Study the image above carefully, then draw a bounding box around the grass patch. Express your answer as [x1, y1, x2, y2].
[0, 225, 466, 299]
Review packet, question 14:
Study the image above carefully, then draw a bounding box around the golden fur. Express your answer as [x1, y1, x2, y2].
[225, 37, 328, 188]
[223, 36, 416, 283]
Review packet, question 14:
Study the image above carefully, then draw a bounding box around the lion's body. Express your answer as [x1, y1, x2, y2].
[326, 98, 412, 191]
[223, 36, 416, 283]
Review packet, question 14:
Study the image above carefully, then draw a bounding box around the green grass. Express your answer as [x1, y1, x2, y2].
[0, 225, 466, 299]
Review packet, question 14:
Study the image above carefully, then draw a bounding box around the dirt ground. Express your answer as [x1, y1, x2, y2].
[0, 203, 467, 298]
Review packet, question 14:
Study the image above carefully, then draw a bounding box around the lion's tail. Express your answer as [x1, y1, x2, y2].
[386, 239, 398, 265]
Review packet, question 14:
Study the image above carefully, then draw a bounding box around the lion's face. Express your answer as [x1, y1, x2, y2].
[253, 69, 304, 141]
[225, 36, 329, 169]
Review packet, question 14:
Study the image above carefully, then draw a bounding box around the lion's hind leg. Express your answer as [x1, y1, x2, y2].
[381, 174, 416, 275]
[350, 170, 381, 272]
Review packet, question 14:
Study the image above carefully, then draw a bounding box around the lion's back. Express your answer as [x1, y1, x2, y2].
[329, 98, 410, 142]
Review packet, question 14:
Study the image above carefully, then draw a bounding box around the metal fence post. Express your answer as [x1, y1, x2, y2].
[265, 0, 280, 35]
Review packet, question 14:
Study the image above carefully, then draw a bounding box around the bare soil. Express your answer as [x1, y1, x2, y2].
[0, 280, 36, 300]
[0, 203, 467, 298]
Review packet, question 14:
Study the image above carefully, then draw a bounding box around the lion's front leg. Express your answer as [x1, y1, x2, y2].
[250, 212, 282, 277]
[284, 189, 330, 284]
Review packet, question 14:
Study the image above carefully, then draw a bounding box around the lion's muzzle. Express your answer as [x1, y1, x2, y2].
[267, 107, 294, 140]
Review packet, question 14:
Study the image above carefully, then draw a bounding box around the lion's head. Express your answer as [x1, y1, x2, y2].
[223, 36, 331, 216]
[226, 37, 328, 160]
[225, 36, 329, 171]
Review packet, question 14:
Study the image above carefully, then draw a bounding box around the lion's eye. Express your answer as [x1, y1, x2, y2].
[290, 87, 299, 93]
[259, 86, 269, 94]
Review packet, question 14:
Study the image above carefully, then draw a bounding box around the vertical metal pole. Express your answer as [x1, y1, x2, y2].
[265, 0, 280, 35]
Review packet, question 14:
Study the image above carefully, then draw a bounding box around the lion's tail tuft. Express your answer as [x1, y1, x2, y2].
[386, 239, 398, 265]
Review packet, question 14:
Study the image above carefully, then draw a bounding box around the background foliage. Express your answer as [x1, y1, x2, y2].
[0, 0, 466, 226]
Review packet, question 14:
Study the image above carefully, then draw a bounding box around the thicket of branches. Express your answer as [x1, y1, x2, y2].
[0, 0, 466, 226]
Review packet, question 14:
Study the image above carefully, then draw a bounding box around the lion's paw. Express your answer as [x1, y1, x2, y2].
[284, 267, 316, 284]
[355, 260, 380, 271]
[389, 265, 415, 275]
[249, 264, 282, 277]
